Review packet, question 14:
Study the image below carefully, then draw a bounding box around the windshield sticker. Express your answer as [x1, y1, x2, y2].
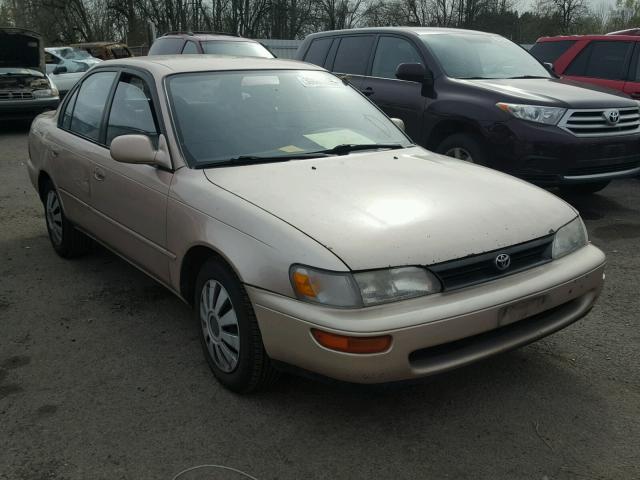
[278, 145, 305, 153]
[304, 129, 374, 149]
[297, 72, 341, 88]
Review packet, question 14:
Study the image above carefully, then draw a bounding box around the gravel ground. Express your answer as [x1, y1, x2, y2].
[1, 121, 639, 480]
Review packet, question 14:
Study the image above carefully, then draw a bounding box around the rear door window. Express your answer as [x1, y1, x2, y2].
[303, 38, 333, 67]
[529, 40, 576, 64]
[565, 41, 633, 80]
[182, 41, 198, 54]
[69, 71, 117, 142]
[371, 36, 423, 79]
[332, 36, 375, 75]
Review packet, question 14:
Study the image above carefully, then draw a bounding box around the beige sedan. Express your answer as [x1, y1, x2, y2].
[27, 56, 605, 392]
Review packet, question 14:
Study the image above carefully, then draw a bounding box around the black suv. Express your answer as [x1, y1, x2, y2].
[149, 31, 274, 58]
[296, 27, 640, 193]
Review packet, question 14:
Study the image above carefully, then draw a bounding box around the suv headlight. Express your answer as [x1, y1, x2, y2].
[32, 89, 57, 98]
[290, 265, 442, 308]
[552, 217, 588, 259]
[497, 102, 566, 125]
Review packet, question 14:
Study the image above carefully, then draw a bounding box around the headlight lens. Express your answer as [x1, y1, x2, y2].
[32, 89, 56, 98]
[552, 217, 588, 259]
[497, 102, 566, 125]
[290, 265, 441, 308]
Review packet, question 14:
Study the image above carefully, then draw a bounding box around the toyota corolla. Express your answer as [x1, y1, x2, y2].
[26, 56, 605, 392]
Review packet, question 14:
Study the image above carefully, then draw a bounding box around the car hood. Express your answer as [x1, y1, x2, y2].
[457, 77, 635, 109]
[203, 147, 577, 270]
[0, 28, 45, 72]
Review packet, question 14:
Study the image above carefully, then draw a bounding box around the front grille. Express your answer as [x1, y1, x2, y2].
[0, 91, 34, 101]
[429, 235, 553, 291]
[559, 107, 640, 137]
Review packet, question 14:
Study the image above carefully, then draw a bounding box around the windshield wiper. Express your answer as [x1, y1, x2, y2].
[506, 75, 549, 79]
[311, 143, 406, 156]
[195, 151, 330, 168]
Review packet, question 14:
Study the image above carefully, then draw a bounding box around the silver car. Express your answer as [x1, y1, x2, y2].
[26, 56, 605, 392]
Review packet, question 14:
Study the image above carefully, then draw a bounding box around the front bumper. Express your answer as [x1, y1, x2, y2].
[486, 119, 640, 184]
[249, 244, 605, 383]
[0, 97, 59, 119]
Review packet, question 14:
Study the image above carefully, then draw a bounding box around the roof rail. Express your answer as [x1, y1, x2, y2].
[161, 30, 241, 37]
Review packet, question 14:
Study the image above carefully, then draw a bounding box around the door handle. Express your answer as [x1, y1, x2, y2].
[93, 168, 105, 181]
[363, 87, 375, 97]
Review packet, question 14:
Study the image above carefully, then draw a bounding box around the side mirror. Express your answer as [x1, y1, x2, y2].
[543, 62, 555, 73]
[110, 134, 172, 169]
[396, 63, 433, 88]
[53, 66, 67, 75]
[390, 117, 405, 132]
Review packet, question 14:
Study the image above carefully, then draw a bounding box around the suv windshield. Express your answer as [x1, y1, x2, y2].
[167, 70, 411, 166]
[201, 41, 273, 58]
[421, 33, 550, 80]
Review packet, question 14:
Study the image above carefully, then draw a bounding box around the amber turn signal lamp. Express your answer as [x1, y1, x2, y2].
[311, 329, 392, 354]
[292, 271, 317, 298]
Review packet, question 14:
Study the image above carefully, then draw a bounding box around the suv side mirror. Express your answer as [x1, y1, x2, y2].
[396, 63, 433, 88]
[110, 134, 172, 169]
[53, 65, 67, 75]
[390, 117, 405, 132]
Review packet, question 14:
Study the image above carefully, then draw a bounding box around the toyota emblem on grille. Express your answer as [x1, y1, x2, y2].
[494, 253, 511, 271]
[604, 109, 620, 125]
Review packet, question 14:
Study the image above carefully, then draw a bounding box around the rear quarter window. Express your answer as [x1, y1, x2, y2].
[303, 38, 333, 67]
[530, 40, 576, 64]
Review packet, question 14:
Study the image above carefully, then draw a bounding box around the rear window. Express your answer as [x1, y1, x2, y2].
[201, 41, 273, 58]
[149, 38, 184, 55]
[530, 40, 576, 64]
[332, 36, 375, 75]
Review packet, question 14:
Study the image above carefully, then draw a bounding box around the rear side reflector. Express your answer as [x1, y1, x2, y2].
[311, 329, 392, 354]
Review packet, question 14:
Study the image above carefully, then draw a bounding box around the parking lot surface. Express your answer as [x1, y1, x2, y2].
[1, 122, 639, 480]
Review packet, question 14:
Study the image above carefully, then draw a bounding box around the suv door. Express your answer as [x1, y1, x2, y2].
[563, 40, 634, 92]
[361, 35, 428, 143]
[89, 71, 174, 282]
[327, 35, 375, 89]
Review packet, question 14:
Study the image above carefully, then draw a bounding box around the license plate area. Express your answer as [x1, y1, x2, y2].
[498, 295, 548, 327]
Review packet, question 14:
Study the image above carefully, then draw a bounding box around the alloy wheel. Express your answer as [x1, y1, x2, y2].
[445, 147, 474, 163]
[199, 279, 241, 373]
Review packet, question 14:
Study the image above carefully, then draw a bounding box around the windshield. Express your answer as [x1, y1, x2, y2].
[167, 70, 411, 166]
[421, 33, 550, 80]
[201, 41, 273, 58]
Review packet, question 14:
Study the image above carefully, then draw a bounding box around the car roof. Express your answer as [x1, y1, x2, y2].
[537, 34, 640, 42]
[71, 42, 126, 48]
[159, 32, 256, 42]
[305, 26, 493, 38]
[95, 55, 323, 76]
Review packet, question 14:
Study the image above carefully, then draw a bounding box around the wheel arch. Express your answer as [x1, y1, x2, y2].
[37, 170, 54, 202]
[426, 119, 487, 152]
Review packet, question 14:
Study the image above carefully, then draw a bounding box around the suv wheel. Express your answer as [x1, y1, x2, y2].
[437, 134, 487, 165]
[43, 181, 91, 258]
[194, 259, 279, 393]
[559, 181, 610, 195]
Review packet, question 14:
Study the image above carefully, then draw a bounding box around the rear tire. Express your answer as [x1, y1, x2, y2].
[194, 258, 279, 393]
[559, 181, 610, 195]
[437, 133, 488, 166]
[42, 181, 91, 258]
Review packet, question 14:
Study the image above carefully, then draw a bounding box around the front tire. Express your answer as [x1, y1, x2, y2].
[437, 133, 488, 166]
[42, 181, 91, 258]
[194, 259, 279, 393]
[559, 181, 610, 195]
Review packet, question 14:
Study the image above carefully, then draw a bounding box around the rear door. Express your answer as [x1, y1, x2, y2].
[360, 35, 428, 143]
[326, 35, 375, 90]
[561, 40, 633, 92]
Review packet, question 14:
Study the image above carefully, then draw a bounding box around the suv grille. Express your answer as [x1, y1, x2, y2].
[559, 107, 640, 137]
[0, 91, 34, 101]
[429, 235, 553, 291]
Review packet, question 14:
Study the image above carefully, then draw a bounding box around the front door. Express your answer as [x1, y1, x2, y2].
[88, 72, 173, 283]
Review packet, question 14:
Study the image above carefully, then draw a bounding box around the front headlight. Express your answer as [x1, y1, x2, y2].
[552, 217, 588, 259]
[497, 102, 566, 125]
[290, 265, 442, 308]
[32, 89, 56, 98]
